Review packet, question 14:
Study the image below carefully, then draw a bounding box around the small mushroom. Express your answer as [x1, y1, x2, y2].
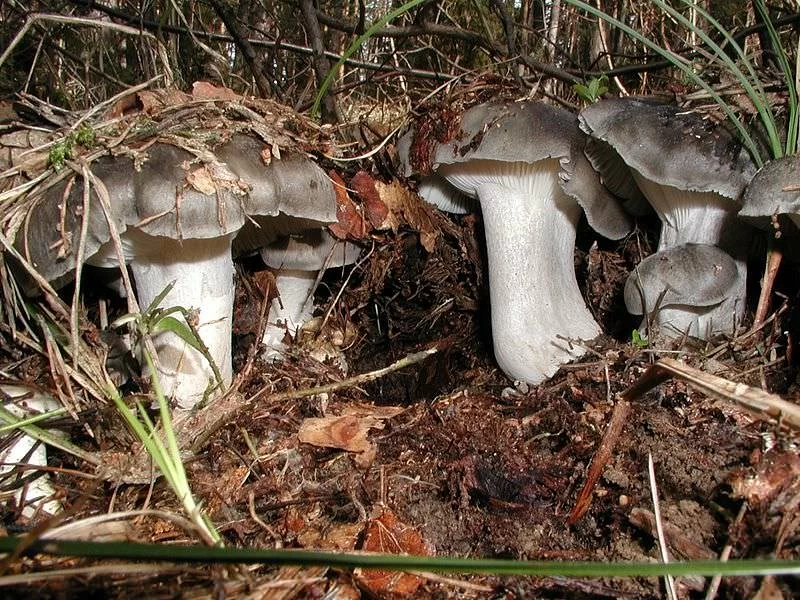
[624, 243, 740, 339]
[580, 97, 756, 335]
[219, 135, 353, 357]
[259, 229, 360, 358]
[414, 100, 631, 384]
[739, 153, 800, 325]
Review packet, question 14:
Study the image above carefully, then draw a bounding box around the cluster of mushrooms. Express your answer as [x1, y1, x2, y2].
[17, 134, 359, 413]
[400, 97, 797, 386]
[13, 96, 800, 410]
[6, 96, 800, 516]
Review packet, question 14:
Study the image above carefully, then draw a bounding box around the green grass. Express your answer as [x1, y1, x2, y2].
[566, 0, 797, 166]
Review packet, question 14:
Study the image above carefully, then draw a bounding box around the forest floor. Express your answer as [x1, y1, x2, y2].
[4, 192, 799, 599]
[1, 87, 799, 597]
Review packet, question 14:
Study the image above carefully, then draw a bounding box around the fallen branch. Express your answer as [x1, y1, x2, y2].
[623, 358, 800, 432]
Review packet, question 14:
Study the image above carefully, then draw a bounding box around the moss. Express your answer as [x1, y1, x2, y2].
[47, 124, 98, 170]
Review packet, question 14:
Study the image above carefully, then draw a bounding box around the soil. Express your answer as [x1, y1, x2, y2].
[2, 179, 800, 599]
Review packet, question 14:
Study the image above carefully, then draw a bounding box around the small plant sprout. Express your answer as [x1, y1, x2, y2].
[110, 295, 221, 545]
[573, 74, 609, 104]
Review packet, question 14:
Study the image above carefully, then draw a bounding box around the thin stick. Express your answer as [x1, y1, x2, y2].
[567, 398, 630, 524]
[70, 76, 163, 132]
[752, 244, 783, 329]
[186, 346, 439, 453]
[319, 242, 374, 333]
[649, 453, 677, 600]
[250, 346, 438, 405]
[625, 358, 800, 432]
[0, 13, 168, 74]
[70, 163, 93, 371]
[705, 502, 748, 600]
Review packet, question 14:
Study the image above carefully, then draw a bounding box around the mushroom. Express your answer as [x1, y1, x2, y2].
[413, 100, 631, 384]
[740, 153, 800, 228]
[218, 135, 353, 357]
[259, 229, 360, 358]
[396, 128, 476, 214]
[624, 243, 740, 339]
[739, 153, 800, 324]
[579, 97, 756, 336]
[1, 384, 63, 517]
[18, 143, 247, 410]
[219, 135, 339, 254]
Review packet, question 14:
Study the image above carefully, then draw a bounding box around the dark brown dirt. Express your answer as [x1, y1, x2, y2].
[2, 189, 800, 599]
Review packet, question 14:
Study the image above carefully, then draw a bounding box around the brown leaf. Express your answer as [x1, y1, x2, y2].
[0, 130, 50, 174]
[297, 415, 383, 454]
[106, 93, 140, 119]
[355, 507, 435, 598]
[729, 450, 800, 507]
[297, 521, 362, 552]
[329, 171, 367, 240]
[191, 81, 240, 102]
[185, 165, 217, 195]
[351, 172, 439, 251]
[350, 171, 389, 230]
[376, 178, 439, 252]
[136, 88, 192, 114]
[94, 450, 153, 484]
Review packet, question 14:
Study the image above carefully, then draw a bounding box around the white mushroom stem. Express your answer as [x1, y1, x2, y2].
[631, 173, 736, 250]
[440, 159, 600, 384]
[263, 269, 317, 357]
[129, 233, 234, 411]
[1, 385, 62, 516]
[632, 172, 748, 333]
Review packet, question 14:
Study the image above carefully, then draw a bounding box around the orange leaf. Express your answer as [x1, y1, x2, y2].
[355, 507, 435, 597]
[191, 81, 240, 102]
[297, 415, 383, 454]
[351, 171, 389, 231]
[329, 171, 367, 240]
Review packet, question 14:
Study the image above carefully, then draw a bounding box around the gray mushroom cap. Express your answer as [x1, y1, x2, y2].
[432, 100, 632, 239]
[578, 97, 756, 199]
[581, 97, 753, 337]
[219, 135, 338, 255]
[625, 243, 741, 339]
[260, 229, 361, 271]
[17, 144, 246, 290]
[740, 154, 800, 227]
[625, 243, 739, 313]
